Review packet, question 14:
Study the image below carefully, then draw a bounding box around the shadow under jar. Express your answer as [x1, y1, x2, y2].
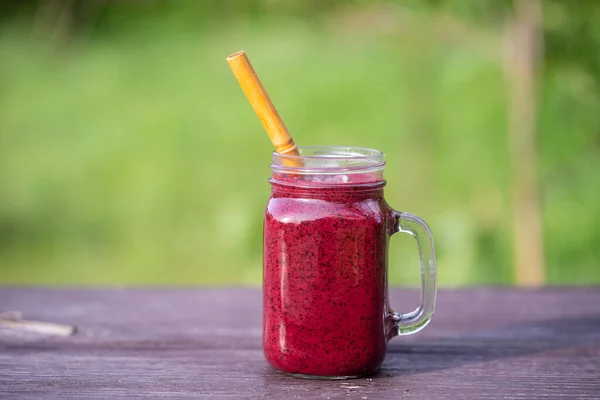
[263, 146, 437, 379]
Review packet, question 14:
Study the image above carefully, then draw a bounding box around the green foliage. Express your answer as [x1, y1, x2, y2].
[0, 2, 598, 285]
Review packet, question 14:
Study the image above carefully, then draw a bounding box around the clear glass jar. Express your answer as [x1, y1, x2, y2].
[263, 146, 437, 379]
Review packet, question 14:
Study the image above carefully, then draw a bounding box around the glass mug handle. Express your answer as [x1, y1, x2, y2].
[388, 210, 438, 336]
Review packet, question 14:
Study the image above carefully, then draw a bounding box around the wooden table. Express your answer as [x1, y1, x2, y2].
[1, 288, 599, 399]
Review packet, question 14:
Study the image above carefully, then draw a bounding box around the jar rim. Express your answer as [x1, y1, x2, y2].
[271, 146, 385, 175]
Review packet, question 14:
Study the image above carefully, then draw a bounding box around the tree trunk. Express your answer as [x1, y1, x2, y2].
[504, 0, 545, 286]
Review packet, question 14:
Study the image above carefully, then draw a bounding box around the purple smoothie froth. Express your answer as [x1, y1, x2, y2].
[263, 174, 392, 377]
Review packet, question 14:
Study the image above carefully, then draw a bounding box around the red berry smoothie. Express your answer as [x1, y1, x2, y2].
[263, 172, 392, 377]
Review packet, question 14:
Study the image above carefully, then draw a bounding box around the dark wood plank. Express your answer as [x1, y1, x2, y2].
[1, 288, 599, 399]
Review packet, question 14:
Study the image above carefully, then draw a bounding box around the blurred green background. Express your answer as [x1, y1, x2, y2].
[0, 0, 598, 286]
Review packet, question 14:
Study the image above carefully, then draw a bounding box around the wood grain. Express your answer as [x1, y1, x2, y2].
[1, 288, 599, 399]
